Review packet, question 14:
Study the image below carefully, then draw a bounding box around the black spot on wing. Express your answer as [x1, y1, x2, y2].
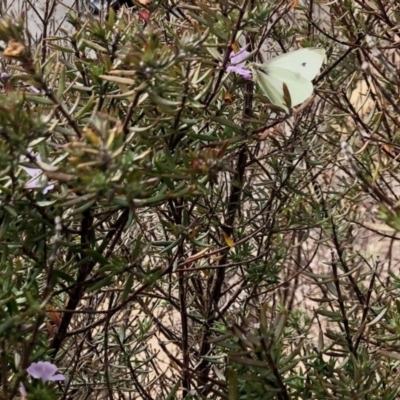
[258, 65, 270, 75]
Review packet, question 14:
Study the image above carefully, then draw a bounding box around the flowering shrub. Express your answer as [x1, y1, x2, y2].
[1, 0, 400, 399]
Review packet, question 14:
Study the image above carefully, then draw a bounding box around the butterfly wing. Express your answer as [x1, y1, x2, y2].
[251, 64, 314, 109]
[250, 63, 288, 109]
[251, 48, 325, 110]
[265, 48, 326, 81]
[265, 66, 315, 106]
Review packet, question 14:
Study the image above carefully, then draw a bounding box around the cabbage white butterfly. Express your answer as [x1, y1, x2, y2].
[250, 48, 326, 112]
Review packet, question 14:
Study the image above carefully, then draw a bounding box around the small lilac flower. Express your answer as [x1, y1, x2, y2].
[27, 361, 65, 383]
[1, 72, 9, 80]
[28, 85, 40, 93]
[21, 165, 54, 194]
[20, 151, 54, 194]
[19, 383, 27, 399]
[226, 49, 252, 80]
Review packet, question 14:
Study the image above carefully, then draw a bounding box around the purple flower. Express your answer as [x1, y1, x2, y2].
[20, 151, 54, 194]
[28, 85, 40, 93]
[1, 72, 9, 80]
[226, 49, 252, 79]
[27, 361, 65, 383]
[21, 165, 54, 194]
[19, 383, 27, 399]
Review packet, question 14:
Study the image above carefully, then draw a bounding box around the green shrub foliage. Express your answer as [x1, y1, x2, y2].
[0, 0, 400, 399]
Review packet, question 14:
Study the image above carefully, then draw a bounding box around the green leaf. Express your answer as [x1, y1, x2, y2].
[84, 250, 110, 266]
[57, 65, 66, 99]
[122, 273, 134, 302]
[99, 75, 136, 85]
[52, 269, 76, 283]
[24, 95, 54, 105]
[209, 116, 244, 131]
[48, 43, 75, 53]
[166, 381, 180, 400]
[82, 39, 108, 52]
[88, 275, 114, 292]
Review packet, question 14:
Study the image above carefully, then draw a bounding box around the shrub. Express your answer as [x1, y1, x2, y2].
[1, 0, 400, 399]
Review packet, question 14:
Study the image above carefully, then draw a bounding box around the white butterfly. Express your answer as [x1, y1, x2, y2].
[250, 48, 326, 112]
